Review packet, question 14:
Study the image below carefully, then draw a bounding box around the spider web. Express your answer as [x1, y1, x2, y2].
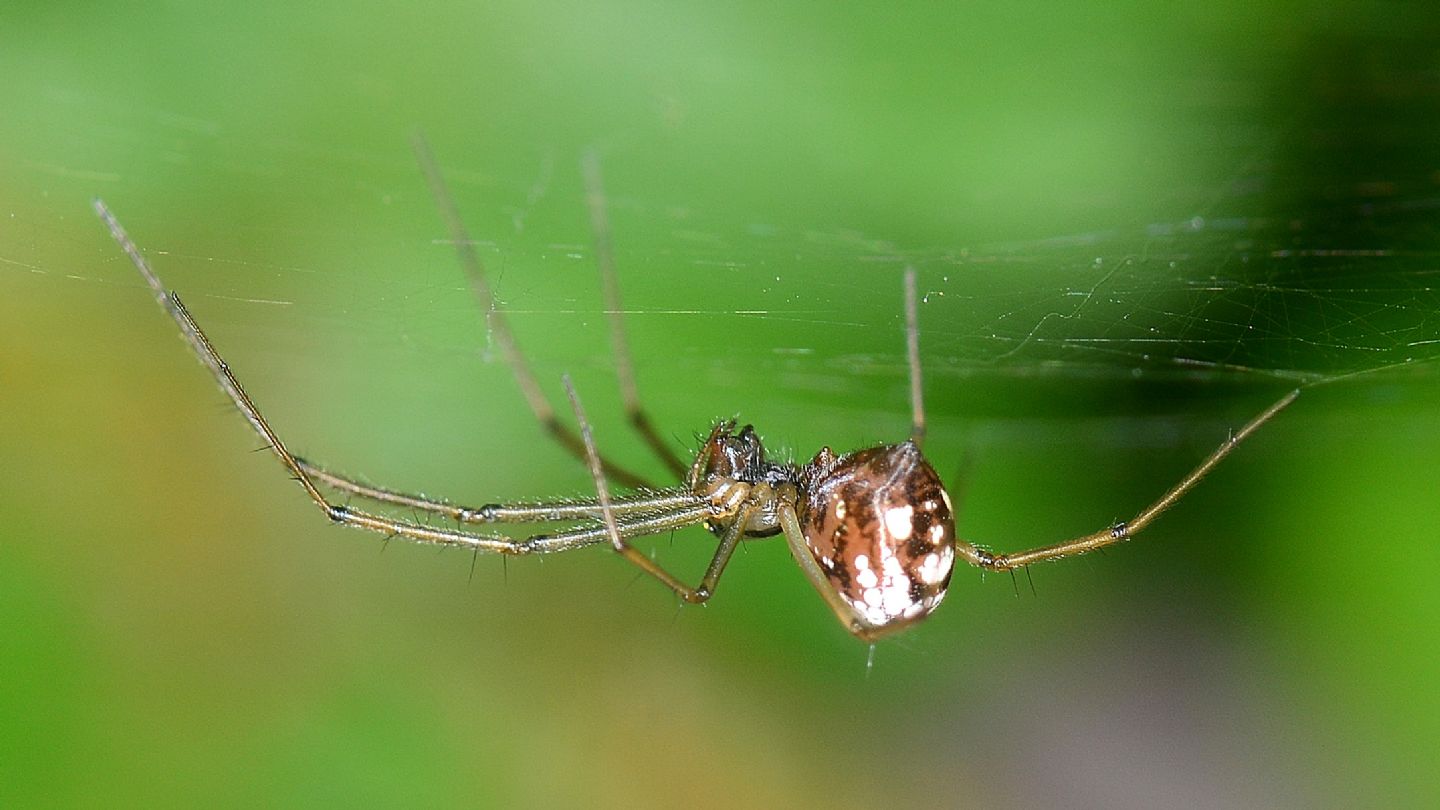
[553, 188, 1440, 401]
[17, 156, 1439, 405]
[5, 86, 1439, 434]
[906, 206, 1440, 383]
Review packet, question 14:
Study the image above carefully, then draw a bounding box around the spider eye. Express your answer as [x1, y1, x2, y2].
[798, 442, 956, 640]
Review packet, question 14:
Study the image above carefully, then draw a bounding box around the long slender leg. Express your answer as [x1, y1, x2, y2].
[411, 134, 654, 490]
[903, 267, 926, 448]
[95, 199, 547, 553]
[956, 388, 1301, 571]
[581, 149, 688, 478]
[564, 374, 750, 603]
[465, 492, 700, 524]
[295, 458, 700, 524]
[528, 504, 716, 554]
[96, 198, 719, 557]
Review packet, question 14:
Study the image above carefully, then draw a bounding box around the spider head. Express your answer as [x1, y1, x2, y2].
[689, 421, 796, 539]
[795, 441, 956, 641]
[691, 420, 770, 486]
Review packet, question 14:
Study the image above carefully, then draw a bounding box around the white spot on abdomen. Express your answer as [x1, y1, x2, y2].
[916, 552, 950, 584]
[884, 505, 915, 540]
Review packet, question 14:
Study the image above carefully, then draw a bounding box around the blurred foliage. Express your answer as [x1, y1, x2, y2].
[2, 1, 1439, 807]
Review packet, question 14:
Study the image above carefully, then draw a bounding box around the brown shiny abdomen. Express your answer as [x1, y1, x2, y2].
[797, 442, 956, 639]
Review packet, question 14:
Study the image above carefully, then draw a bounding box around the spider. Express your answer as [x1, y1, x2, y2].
[94, 137, 1299, 642]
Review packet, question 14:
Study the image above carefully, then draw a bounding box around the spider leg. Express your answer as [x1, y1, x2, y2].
[903, 267, 926, 448]
[527, 504, 715, 553]
[956, 388, 1301, 571]
[411, 133, 656, 490]
[564, 374, 751, 603]
[581, 149, 688, 478]
[294, 457, 700, 524]
[462, 491, 703, 524]
[95, 199, 575, 556]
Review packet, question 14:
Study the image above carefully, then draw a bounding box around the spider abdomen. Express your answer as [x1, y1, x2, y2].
[797, 442, 956, 640]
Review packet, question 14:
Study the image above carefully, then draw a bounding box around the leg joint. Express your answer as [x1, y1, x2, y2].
[458, 504, 500, 522]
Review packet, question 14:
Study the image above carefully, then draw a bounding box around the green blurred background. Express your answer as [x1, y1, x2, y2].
[3, 1, 1439, 807]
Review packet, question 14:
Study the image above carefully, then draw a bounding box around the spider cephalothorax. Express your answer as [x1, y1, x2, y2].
[689, 421, 800, 540]
[690, 421, 801, 487]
